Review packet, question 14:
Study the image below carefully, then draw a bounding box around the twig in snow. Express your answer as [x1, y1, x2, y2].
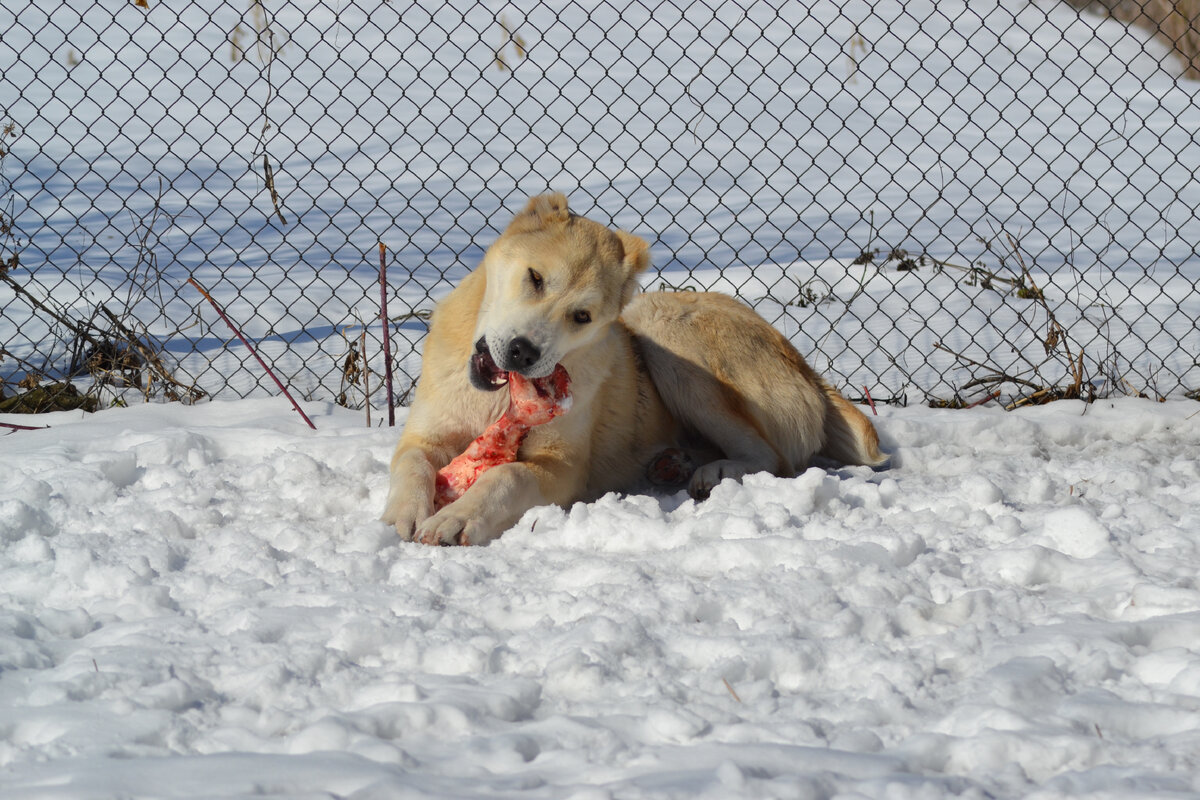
[1, 420, 48, 431]
[361, 328, 371, 428]
[722, 677, 742, 703]
[862, 385, 877, 416]
[187, 277, 316, 430]
[964, 390, 1001, 409]
[379, 242, 396, 427]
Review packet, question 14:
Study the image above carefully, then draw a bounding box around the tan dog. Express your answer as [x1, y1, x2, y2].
[382, 193, 886, 545]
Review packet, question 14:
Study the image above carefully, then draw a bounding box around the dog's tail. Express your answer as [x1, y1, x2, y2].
[818, 381, 889, 468]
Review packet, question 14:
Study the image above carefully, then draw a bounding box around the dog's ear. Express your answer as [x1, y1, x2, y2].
[614, 230, 650, 305]
[505, 192, 571, 235]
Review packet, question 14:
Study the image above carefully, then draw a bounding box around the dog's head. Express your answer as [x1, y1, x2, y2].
[470, 192, 650, 391]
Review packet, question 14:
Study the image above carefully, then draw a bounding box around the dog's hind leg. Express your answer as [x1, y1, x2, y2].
[681, 388, 787, 500]
[637, 343, 788, 499]
[624, 291, 836, 499]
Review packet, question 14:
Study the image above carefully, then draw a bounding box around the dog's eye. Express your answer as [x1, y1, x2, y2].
[572, 310, 591, 325]
[528, 269, 544, 292]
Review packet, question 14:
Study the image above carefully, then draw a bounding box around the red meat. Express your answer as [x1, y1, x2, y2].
[434, 364, 572, 509]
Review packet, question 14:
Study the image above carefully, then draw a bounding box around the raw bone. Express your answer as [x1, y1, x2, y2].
[434, 364, 572, 509]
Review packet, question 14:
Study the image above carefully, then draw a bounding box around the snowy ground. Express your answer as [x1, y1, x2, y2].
[3, 0, 1199, 401]
[2, 397, 1200, 798]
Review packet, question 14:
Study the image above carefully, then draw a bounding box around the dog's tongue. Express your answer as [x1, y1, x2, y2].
[507, 363, 573, 424]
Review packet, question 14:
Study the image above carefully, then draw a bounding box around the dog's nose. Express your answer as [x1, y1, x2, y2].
[506, 337, 540, 370]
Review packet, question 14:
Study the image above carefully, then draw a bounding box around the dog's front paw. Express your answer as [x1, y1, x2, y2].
[415, 506, 504, 547]
[382, 450, 438, 540]
[381, 491, 433, 542]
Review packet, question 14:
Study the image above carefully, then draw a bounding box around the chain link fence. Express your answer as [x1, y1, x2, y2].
[2, 0, 1198, 416]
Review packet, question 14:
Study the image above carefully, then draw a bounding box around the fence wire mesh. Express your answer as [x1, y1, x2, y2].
[2, 0, 1198, 416]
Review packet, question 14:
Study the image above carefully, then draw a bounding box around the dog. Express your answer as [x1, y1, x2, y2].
[382, 192, 887, 545]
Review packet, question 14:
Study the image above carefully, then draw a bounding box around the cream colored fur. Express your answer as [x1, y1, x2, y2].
[382, 192, 886, 545]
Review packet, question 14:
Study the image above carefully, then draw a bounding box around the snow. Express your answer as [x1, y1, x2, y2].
[2, 0, 1199, 400]
[2, 397, 1200, 798]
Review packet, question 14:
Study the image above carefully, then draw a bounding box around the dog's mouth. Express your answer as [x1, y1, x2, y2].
[470, 337, 510, 391]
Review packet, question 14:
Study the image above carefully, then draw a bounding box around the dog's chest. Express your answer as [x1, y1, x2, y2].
[451, 389, 509, 449]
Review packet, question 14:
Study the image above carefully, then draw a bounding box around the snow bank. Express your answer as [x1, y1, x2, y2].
[3, 0, 1199, 400]
[2, 397, 1199, 797]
